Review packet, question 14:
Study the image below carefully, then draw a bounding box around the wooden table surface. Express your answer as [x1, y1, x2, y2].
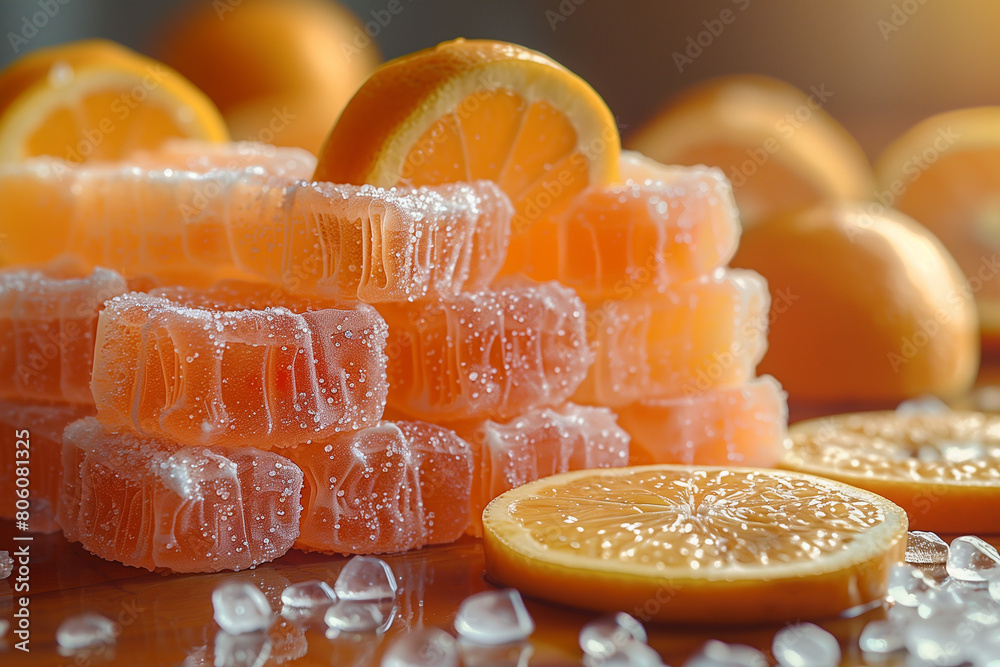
[7, 373, 1000, 667]
[5, 519, 994, 667]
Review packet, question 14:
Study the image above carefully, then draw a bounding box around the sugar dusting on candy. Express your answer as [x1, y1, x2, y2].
[0, 267, 127, 404]
[380, 279, 592, 421]
[90, 292, 388, 449]
[59, 417, 303, 573]
[452, 402, 630, 536]
[286, 421, 472, 555]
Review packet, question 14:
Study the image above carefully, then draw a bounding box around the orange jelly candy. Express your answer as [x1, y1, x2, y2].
[450, 402, 630, 535]
[128, 139, 317, 177]
[0, 267, 127, 404]
[0, 401, 94, 533]
[0, 155, 512, 301]
[616, 376, 787, 467]
[555, 158, 740, 301]
[91, 292, 388, 449]
[379, 280, 592, 422]
[284, 420, 472, 555]
[575, 269, 770, 407]
[58, 417, 303, 572]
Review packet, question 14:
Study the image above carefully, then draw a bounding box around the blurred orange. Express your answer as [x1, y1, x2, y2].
[876, 107, 1000, 344]
[732, 202, 979, 403]
[0, 39, 227, 162]
[156, 0, 379, 154]
[627, 74, 875, 228]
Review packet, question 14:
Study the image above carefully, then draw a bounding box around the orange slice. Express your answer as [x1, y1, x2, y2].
[314, 38, 620, 280]
[784, 410, 1000, 534]
[483, 465, 907, 625]
[875, 107, 1000, 341]
[627, 74, 874, 228]
[0, 39, 227, 162]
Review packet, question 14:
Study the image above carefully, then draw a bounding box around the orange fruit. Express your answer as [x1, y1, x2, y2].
[784, 410, 1000, 534]
[0, 39, 227, 162]
[732, 202, 979, 403]
[315, 38, 621, 280]
[157, 0, 378, 155]
[627, 74, 874, 228]
[875, 107, 1000, 341]
[482, 465, 907, 624]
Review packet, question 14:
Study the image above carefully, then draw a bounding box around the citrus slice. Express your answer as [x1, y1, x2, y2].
[0, 39, 228, 162]
[483, 465, 906, 625]
[627, 74, 874, 228]
[784, 410, 1000, 534]
[314, 38, 621, 279]
[875, 107, 1000, 341]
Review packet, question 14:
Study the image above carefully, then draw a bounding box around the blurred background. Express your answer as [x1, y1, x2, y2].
[2, 0, 1000, 156]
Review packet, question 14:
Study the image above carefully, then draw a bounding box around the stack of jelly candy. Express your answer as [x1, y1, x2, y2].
[0, 140, 637, 570]
[0, 135, 789, 571]
[560, 151, 788, 467]
[0, 266, 127, 532]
